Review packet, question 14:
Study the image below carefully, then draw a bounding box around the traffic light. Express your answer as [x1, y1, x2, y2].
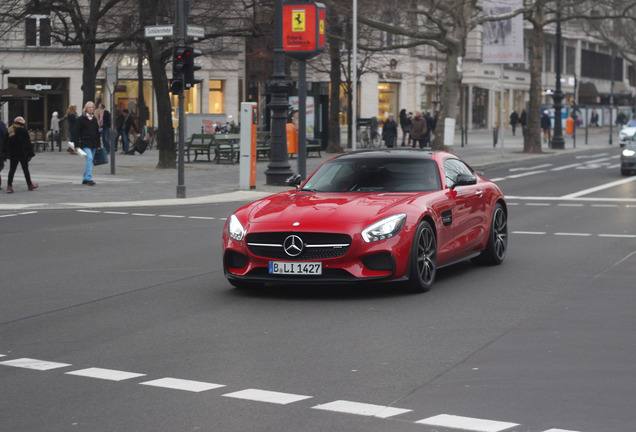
[173, 46, 188, 76]
[184, 46, 202, 89]
[170, 78, 183, 94]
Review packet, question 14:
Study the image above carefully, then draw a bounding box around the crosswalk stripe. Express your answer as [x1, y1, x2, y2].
[416, 414, 518, 432]
[312, 400, 411, 419]
[65, 367, 145, 381]
[222, 388, 312, 405]
[0, 358, 72, 371]
[140, 377, 225, 392]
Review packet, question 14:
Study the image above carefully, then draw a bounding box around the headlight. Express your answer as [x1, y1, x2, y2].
[227, 214, 246, 241]
[362, 213, 406, 242]
[622, 149, 636, 157]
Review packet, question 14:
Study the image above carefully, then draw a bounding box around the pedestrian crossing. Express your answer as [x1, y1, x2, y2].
[0, 353, 583, 432]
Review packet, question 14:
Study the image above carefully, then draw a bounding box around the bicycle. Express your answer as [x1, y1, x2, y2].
[356, 118, 381, 148]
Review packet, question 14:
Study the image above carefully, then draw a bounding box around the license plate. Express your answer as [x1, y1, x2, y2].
[269, 261, 322, 275]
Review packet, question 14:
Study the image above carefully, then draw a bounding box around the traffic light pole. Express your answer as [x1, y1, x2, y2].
[175, 0, 186, 198]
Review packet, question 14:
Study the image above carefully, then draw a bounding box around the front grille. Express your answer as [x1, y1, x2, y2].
[246, 232, 351, 260]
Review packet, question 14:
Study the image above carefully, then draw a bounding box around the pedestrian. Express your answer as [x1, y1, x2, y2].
[423, 111, 434, 147]
[113, 107, 124, 152]
[99, 103, 111, 152]
[60, 104, 78, 153]
[409, 111, 427, 149]
[616, 111, 627, 130]
[382, 113, 398, 148]
[49, 111, 62, 151]
[121, 109, 140, 154]
[75, 101, 101, 186]
[5, 116, 37, 193]
[0, 113, 8, 190]
[519, 108, 527, 137]
[541, 110, 551, 143]
[509, 110, 519, 136]
[399, 109, 411, 146]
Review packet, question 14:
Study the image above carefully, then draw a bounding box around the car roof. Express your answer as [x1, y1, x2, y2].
[330, 149, 437, 161]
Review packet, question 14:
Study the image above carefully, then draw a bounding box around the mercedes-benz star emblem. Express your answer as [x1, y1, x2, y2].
[283, 235, 304, 257]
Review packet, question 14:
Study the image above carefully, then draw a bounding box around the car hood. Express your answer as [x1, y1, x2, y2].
[619, 127, 636, 137]
[246, 191, 424, 226]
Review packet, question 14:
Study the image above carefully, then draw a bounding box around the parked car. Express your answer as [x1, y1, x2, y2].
[621, 137, 636, 176]
[618, 120, 636, 147]
[222, 149, 508, 292]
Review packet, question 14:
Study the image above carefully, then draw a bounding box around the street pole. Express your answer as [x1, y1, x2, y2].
[176, 0, 186, 197]
[265, 0, 293, 185]
[550, 3, 565, 150]
[609, 50, 614, 146]
[352, 0, 357, 150]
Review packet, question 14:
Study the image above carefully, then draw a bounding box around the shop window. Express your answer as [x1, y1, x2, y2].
[170, 84, 201, 116]
[26, 15, 51, 47]
[209, 80, 225, 114]
[378, 82, 399, 123]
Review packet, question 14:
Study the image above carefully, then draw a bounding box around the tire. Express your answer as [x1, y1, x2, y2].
[473, 202, 508, 265]
[405, 220, 437, 292]
[621, 168, 632, 176]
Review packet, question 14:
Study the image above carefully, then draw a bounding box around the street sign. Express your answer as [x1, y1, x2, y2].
[283, 2, 325, 60]
[144, 25, 174, 38]
[187, 25, 205, 39]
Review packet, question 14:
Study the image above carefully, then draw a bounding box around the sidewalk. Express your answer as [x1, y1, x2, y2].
[0, 127, 616, 211]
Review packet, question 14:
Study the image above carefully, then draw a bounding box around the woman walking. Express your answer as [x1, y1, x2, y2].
[75, 101, 101, 186]
[5, 116, 37, 193]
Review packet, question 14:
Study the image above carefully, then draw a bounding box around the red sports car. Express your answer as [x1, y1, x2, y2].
[223, 149, 507, 292]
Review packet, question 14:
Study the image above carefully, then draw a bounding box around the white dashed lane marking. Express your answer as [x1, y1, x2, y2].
[66, 367, 146, 381]
[312, 400, 411, 418]
[0, 358, 71, 371]
[222, 388, 312, 405]
[416, 414, 519, 432]
[140, 377, 225, 393]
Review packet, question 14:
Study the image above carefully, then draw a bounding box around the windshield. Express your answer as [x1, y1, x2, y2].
[301, 158, 442, 193]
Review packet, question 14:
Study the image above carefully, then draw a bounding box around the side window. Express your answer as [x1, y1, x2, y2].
[443, 159, 473, 188]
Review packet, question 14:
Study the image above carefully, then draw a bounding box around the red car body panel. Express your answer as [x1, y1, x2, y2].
[222, 150, 506, 286]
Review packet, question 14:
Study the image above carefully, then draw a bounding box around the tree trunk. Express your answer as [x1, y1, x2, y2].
[145, 39, 176, 169]
[80, 40, 97, 107]
[526, 19, 545, 153]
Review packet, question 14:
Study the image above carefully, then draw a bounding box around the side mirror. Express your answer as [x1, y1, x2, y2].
[454, 172, 477, 187]
[285, 173, 303, 187]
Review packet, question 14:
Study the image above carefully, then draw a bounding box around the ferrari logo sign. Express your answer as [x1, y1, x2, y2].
[283, 2, 325, 59]
[292, 10, 305, 32]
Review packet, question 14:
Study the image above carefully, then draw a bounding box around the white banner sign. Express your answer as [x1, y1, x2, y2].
[482, 0, 524, 64]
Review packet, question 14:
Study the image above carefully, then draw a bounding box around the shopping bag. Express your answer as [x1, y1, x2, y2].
[93, 147, 108, 165]
[136, 139, 148, 154]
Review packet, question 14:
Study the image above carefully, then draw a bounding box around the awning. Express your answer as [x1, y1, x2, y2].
[0, 87, 41, 101]
[578, 82, 598, 98]
[595, 81, 630, 95]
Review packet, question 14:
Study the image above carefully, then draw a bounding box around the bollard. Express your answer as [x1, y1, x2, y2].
[493, 126, 498, 147]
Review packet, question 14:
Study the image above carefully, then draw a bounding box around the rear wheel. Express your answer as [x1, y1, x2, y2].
[405, 220, 437, 292]
[473, 202, 507, 265]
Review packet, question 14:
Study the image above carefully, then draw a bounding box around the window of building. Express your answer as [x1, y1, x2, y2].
[544, 42, 552, 72]
[209, 80, 225, 114]
[26, 15, 51, 47]
[565, 46, 575, 75]
[378, 82, 399, 123]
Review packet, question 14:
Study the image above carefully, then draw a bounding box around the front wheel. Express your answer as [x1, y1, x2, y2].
[473, 202, 508, 265]
[405, 220, 437, 292]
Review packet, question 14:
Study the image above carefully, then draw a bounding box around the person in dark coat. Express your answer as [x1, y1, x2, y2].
[541, 110, 551, 143]
[382, 113, 398, 148]
[519, 109, 528, 137]
[99, 103, 112, 152]
[399, 109, 411, 146]
[121, 109, 140, 154]
[75, 101, 101, 186]
[60, 104, 78, 153]
[5, 116, 37, 193]
[0, 113, 8, 190]
[409, 111, 427, 148]
[509, 110, 519, 136]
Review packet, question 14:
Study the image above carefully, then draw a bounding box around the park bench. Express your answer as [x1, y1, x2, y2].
[185, 133, 214, 162]
[213, 134, 241, 164]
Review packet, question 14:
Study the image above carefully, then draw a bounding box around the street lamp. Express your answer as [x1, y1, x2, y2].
[550, 5, 565, 150]
[265, 0, 293, 185]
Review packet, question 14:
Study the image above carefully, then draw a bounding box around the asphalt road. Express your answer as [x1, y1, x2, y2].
[1, 148, 635, 432]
